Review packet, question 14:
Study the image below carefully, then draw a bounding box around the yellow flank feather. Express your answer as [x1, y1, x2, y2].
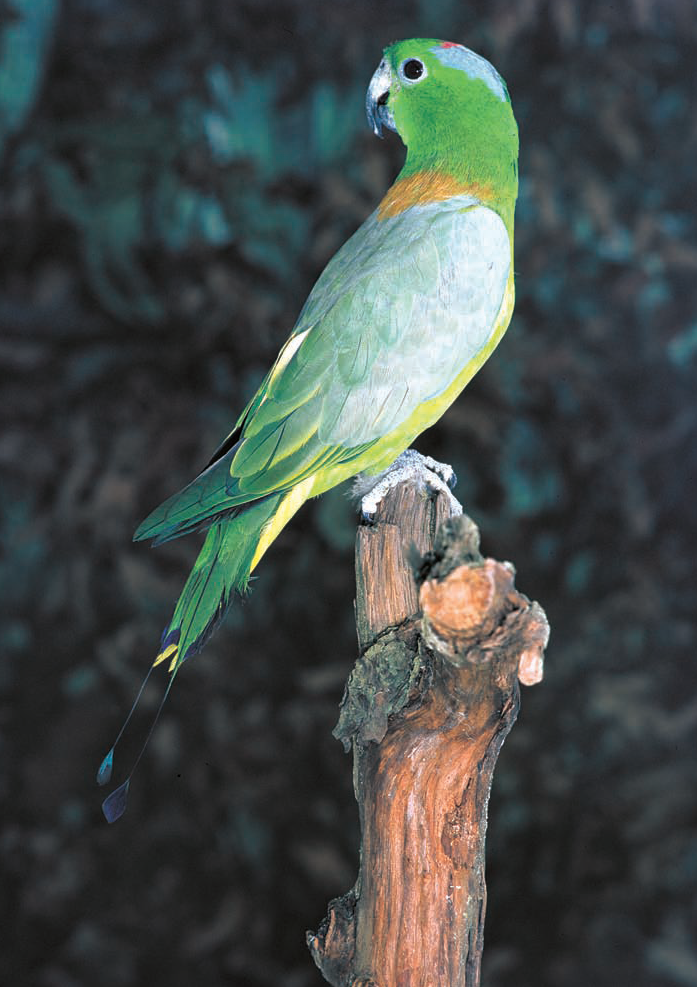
[249, 476, 316, 573]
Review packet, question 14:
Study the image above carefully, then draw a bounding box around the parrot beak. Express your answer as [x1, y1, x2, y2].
[366, 58, 396, 138]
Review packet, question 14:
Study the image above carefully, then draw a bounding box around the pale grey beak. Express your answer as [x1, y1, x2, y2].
[366, 58, 396, 138]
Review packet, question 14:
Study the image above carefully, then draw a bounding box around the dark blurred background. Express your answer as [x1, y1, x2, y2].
[2, 1, 696, 984]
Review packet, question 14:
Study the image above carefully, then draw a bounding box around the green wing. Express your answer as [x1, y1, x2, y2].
[135, 195, 510, 543]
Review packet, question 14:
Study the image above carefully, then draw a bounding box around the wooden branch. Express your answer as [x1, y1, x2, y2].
[307, 479, 549, 987]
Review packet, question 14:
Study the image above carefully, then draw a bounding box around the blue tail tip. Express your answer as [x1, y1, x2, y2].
[102, 779, 130, 824]
[97, 749, 114, 786]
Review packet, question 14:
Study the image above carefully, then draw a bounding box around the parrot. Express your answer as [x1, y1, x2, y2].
[97, 38, 519, 822]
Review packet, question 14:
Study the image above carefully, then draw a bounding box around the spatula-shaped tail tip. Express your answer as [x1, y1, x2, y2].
[102, 778, 130, 824]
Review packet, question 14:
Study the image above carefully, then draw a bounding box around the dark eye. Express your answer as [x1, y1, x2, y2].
[402, 58, 425, 82]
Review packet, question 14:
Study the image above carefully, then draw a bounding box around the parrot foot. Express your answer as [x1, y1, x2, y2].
[355, 449, 462, 522]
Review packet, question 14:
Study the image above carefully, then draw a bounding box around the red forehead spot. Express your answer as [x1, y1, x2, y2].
[440, 41, 463, 48]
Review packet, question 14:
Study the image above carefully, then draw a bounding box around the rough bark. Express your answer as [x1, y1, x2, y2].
[307, 479, 549, 987]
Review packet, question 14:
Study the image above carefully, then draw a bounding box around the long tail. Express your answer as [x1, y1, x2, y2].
[97, 491, 286, 822]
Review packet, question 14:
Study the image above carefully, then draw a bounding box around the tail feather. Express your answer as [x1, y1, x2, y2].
[98, 484, 309, 820]
[156, 493, 284, 673]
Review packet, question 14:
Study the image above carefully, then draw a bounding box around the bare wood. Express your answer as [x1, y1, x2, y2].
[354, 481, 454, 651]
[308, 479, 548, 987]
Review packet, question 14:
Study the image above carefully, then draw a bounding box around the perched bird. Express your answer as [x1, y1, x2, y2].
[98, 38, 519, 821]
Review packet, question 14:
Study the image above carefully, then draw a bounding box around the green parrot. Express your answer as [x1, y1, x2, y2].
[98, 38, 519, 821]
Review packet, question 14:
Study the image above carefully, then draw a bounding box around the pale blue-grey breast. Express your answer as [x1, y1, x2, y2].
[293, 196, 511, 445]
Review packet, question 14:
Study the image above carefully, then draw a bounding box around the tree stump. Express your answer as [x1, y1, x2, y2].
[307, 478, 549, 987]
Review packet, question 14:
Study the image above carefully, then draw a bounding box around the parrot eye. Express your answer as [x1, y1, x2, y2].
[400, 58, 427, 83]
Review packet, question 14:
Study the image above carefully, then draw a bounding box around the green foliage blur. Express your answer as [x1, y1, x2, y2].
[1, 2, 696, 986]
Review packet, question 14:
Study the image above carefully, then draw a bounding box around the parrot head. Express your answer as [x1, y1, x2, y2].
[366, 39, 518, 204]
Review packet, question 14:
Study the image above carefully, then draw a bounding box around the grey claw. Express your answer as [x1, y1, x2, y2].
[355, 449, 463, 522]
